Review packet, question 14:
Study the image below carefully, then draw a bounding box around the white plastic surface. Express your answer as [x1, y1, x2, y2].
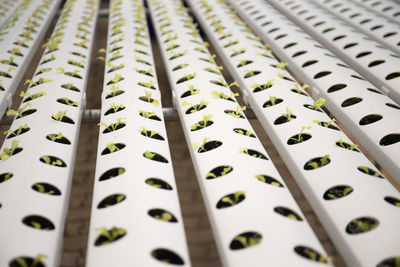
[0, 0, 99, 265]
[0, 0, 24, 29]
[148, 0, 331, 266]
[85, 0, 191, 266]
[189, 1, 400, 266]
[351, 0, 400, 24]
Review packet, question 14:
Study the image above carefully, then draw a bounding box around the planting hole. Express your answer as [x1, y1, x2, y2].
[314, 71, 331, 79]
[181, 88, 199, 98]
[185, 104, 207, 114]
[294, 246, 330, 263]
[143, 151, 168, 163]
[287, 133, 312, 145]
[384, 196, 400, 208]
[386, 103, 400, 110]
[32, 183, 61, 195]
[141, 130, 165, 140]
[51, 114, 74, 124]
[99, 167, 125, 181]
[386, 72, 400, 80]
[230, 231, 262, 250]
[16, 109, 37, 119]
[57, 98, 79, 107]
[255, 174, 284, 187]
[101, 143, 125, 155]
[237, 60, 253, 67]
[0, 172, 13, 184]
[233, 128, 256, 138]
[139, 110, 161, 121]
[61, 84, 80, 92]
[190, 120, 213, 131]
[145, 178, 173, 190]
[327, 83, 347, 93]
[95, 227, 126, 246]
[274, 206, 303, 221]
[216, 191, 245, 209]
[46, 134, 71, 145]
[380, 133, 400, 146]
[274, 114, 297, 125]
[341, 97, 363, 107]
[302, 60, 318, 67]
[368, 60, 385, 67]
[357, 166, 383, 178]
[241, 148, 268, 160]
[253, 83, 273, 92]
[335, 140, 360, 152]
[304, 155, 331, 170]
[104, 106, 125, 115]
[40, 155, 66, 167]
[148, 208, 178, 222]
[151, 248, 184, 265]
[376, 257, 400, 267]
[359, 114, 382, 125]
[172, 64, 189, 71]
[6, 127, 30, 139]
[103, 123, 126, 133]
[22, 215, 55, 230]
[206, 165, 233, 179]
[244, 70, 261, 78]
[9, 257, 45, 267]
[97, 193, 126, 208]
[346, 217, 379, 234]
[323, 185, 353, 200]
[198, 140, 222, 153]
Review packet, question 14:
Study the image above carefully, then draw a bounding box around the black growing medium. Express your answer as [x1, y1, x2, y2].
[304, 156, 331, 170]
[99, 167, 125, 181]
[243, 149, 268, 160]
[230, 231, 262, 250]
[151, 248, 184, 265]
[97, 194, 126, 209]
[216, 192, 245, 209]
[141, 130, 165, 140]
[145, 178, 173, 190]
[206, 165, 233, 179]
[335, 141, 360, 152]
[198, 140, 222, 153]
[22, 215, 55, 230]
[274, 206, 303, 221]
[0, 172, 13, 184]
[359, 114, 383, 126]
[9, 257, 45, 267]
[384, 196, 400, 208]
[379, 133, 400, 146]
[294, 246, 330, 263]
[253, 83, 273, 93]
[46, 134, 71, 145]
[104, 106, 125, 115]
[346, 217, 379, 234]
[274, 114, 297, 125]
[323, 185, 353, 200]
[255, 174, 284, 187]
[94, 227, 126, 246]
[190, 120, 213, 131]
[143, 151, 168, 163]
[357, 166, 383, 178]
[376, 257, 400, 267]
[32, 182, 62, 196]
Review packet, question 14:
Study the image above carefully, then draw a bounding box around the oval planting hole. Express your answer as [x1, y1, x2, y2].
[335, 140, 360, 152]
[314, 71, 331, 79]
[230, 231, 262, 250]
[359, 114, 382, 125]
[233, 128, 256, 138]
[357, 166, 383, 178]
[57, 98, 79, 107]
[323, 185, 353, 200]
[384, 196, 400, 208]
[294, 246, 330, 263]
[380, 133, 400, 146]
[253, 83, 273, 92]
[206, 165, 233, 179]
[148, 208, 178, 222]
[327, 83, 347, 93]
[97, 193, 126, 209]
[106, 90, 124, 99]
[151, 248, 184, 265]
[368, 60, 385, 67]
[51, 114, 74, 124]
[185, 104, 207, 114]
[241, 148, 268, 160]
[141, 130, 165, 140]
[302, 60, 318, 67]
[172, 63, 189, 71]
[346, 217, 379, 234]
[9, 257, 45, 267]
[386, 72, 400, 80]
[6, 126, 30, 139]
[143, 151, 168, 163]
[99, 167, 125, 181]
[274, 114, 297, 125]
[274, 206, 303, 221]
[191, 119, 213, 131]
[198, 140, 222, 153]
[244, 70, 261, 78]
[139, 110, 161, 121]
[386, 103, 400, 110]
[341, 97, 363, 107]
[145, 178, 173, 190]
[104, 105, 125, 115]
[356, 51, 372, 58]
[32, 183, 61, 196]
[95, 227, 126, 246]
[237, 60, 253, 67]
[216, 191, 245, 209]
[40, 155, 66, 167]
[263, 98, 283, 108]
[46, 133, 71, 144]
[101, 143, 125, 155]
[287, 133, 312, 145]
[15, 109, 36, 119]
[224, 110, 245, 119]
[376, 257, 400, 267]
[304, 155, 331, 170]
[22, 215, 55, 230]
[0, 172, 13, 184]
[180, 88, 199, 98]
[255, 174, 284, 187]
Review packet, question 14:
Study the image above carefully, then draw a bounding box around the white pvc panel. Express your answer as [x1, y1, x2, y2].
[226, 0, 400, 187]
[0, 0, 99, 266]
[148, 0, 331, 266]
[189, 1, 400, 267]
[85, 0, 191, 266]
[0, 0, 24, 29]
[351, 0, 400, 24]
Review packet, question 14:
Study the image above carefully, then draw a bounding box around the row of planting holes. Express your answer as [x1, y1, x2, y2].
[0, 1, 99, 266]
[239, 0, 400, 146]
[93, 1, 185, 265]
[236, 0, 400, 265]
[358, 0, 400, 19]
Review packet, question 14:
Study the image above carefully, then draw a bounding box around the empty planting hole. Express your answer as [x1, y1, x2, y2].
[379, 133, 400, 146]
[386, 72, 400, 80]
[314, 71, 331, 79]
[341, 97, 363, 107]
[302, 60, 318, 67]
[359, 114, 382, 125]
[327, 83, 347, 93]
[368, 60, 385, 67]
[356, 51, 372, 58]
[151, 249, 184, 265]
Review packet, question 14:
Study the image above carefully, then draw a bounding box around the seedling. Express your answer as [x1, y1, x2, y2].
[135, 67, 154, 76]
[42, 37, 61, 52]
[230, 46, 246, 57]
[7, 102, 32, 118]
[226, 105, 246, 119]
[108, 73, 124, 84]
[169, 49, 188, 60]
[192, 137, 210, 152]
[223, 39, 239, 48]
[275, 61, 288, 70]
[36, 68, 52, 75]
[292, 83, 309, 95]
[313, 118, 337, 128]
[95, 227, 126, 246]
[182, 100, 208, 113]
[191, 113, 213, 131]
[98, 118, 126, 132]
[336, 139, 359, 151]
[138, 80, 155, 89]
[47, 132, 64, 142]
[8, 47, 23, 56]
[68, 59, 86, 68]
[24, 77, 52, 87]
[211, 78, 238, 88]
[106, 142, 121, 153]
[0, 140, 22, 160]
[244, 69, 261, 78]
[204, 66, 223, 75]
[11, 254, 47, 267]
[144, 150, 156, 160]
[51, 110, 67, 122]
[177, 72, 196, 84]
[140, 90, 159, 106]
[252, 79, 274, 93]
[290, 126, 311, 143]
[4, 124, 29, 138]
[211, 90, 238, 101]
[0, 56, 17, 66]
[59, 97, 79, 107]
[238, 59, 253, 67]
[282, 107, 295, 121]
[57, 67, 81, 79]
[20, 91, 47, 101]
[306, 154, 331, 169]
[306, 97, 326, 111]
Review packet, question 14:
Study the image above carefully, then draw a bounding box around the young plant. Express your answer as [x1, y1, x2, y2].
[336, 139, 359, 151]
[306, 97, 326, 111]
[47, 132, 64, 142]
[106, 142, 121, 153]
[51, 110, 67, 122]
[144, 150, 156, 160]
[98, 118, 126, 132]
[140, 126, 161, 139]
[177, 72, 196, 84]
[226, 105, 246, 118]
[282, 107, 295, 122]
[204, 66, 223, 75]
[307, 154, 330, 169]
[109, 103, 125, 113]
[275, 61, 288, 70]
[191, 113, 213, 131]
[7, 102, 32, 118]
[182, 100, 208, 113]
[4, 124, 29, 138]
[313, 118, 337, 128]
[292, 83, 309, 95]
[141, 90, 159, 106]
[291, 125, 311, 143]
[25, 77, 52, 87]
[95, 227, 126, 246]
[192, 137, 210, 152]
[0, 140, 21, 160]
[138, 80, 155, 89]
[252, 78, 274, 92]
[211, 90, 238, 101]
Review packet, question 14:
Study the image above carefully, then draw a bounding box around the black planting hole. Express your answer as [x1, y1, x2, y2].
[303, 104, 322, 112]
[237, 60, 253, 67]
[9, 257, 45, 267]
[357, 166, 383, 178]
[148, 208, 178, 222]
[97, 193, 126, 209]
[230, 231, 262, 250]
[242, 148, 268, 160]
[22, 215, 55, 230]
[143, 151, 168, 163]
[104, 106, 125, 115]
[327, 83, 347, 93]
[233, 128, 256, 138]
[145, 178, 173, 190]
[6, 127, 30, 139]
[244, 70, 261, 79]
[379, 133, 400, 146]
[263, 98, 283, 108]
[40, 155, 67, 167]
[56, 98, 78, 107]
[323, 185, 353, 200]
[274, 114, 297, 125]
[346, 217, 379, 234]
[287, 133, 312, 145]
[384, 196, 400, 208]
[255, 174, 284, 187]
[274, 206, 303, 221]
[103, 123, 126, 133]
[172, 64, 189, 71]
[16, 109, 37, 119]
[253, 83, 273, 92]
[335, 141, 360, 152]
[302, 60, 318, 67]
[198, 140, 222, 153]
[206, 165, 233, 179]
[141, 130, 165, 140]
[191, 120, 213, 131]
[314, 71, 331, 79]
[304, 155, 331, 170]
[151, 248, 184, 265]
[341, 97, 363, 107]
[356, 51, 372, 58]
[32, 182, 61, 195]
[292, 50, 307, 57]
[61, 84, 80, 92]
[376, 257, 400, 267]
[216, 191, 245, 209]
[51, 114, 74, 124]
[385, 103, 400, 110]
[139, 111, 161, 121]
[185, 104, 207, 114]
[0, 172, 13, 184]
[101, 143, 125, 155]
[359, 114, 382, 125]
[94, 227, 126, 246]
[99, 167, 125, 181]
[386, 72, 400, 80]
[294, 246, 330, 263]
[343, 42, 358, 49]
